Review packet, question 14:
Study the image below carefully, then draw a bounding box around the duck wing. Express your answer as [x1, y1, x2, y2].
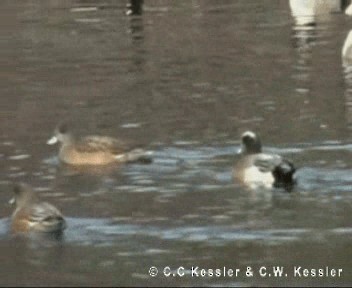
[75, 136, 128, 155]
[27, 202, 66, 232]
[253, 153, 283, 173]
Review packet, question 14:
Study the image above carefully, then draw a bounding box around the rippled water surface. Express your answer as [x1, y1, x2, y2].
[1, 0, 352, 286]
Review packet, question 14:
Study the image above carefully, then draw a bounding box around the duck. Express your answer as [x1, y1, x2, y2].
[47, 122, 152, 166]
[289, 0, 346, 26]
[342, 30, 352, 61]
[346, 3, 352, 15]
[233, 131, 296, 190]
[10, 183, 66, 234]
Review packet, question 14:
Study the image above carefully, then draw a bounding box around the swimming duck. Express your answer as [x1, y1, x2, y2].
[10, 183, 66, 234]
[47, 122, 152, 166]
[233, 131, 296, 190]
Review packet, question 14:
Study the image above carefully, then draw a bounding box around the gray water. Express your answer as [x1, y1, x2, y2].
[1, 0, 352, 286]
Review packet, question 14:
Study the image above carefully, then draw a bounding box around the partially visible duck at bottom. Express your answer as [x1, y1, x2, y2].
[233, 131, 297, 191]
[9, 183, 66, 236]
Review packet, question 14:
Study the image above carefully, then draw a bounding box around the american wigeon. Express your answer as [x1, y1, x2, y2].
[47, 122, 152, 166]
[10, 183, 66, 234]
[233, 131, 296, 190]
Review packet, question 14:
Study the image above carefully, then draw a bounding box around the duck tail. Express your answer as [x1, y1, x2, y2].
[273, 160, 296, 190]
[115, 149, 153, 164]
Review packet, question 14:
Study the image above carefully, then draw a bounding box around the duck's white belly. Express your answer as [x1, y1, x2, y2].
[243, 166, 274, 189]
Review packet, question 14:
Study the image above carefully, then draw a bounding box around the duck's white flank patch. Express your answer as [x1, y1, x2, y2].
[243, 166, 274, 189]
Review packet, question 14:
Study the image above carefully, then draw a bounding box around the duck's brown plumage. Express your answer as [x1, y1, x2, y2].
[47, 122, 152, 165]
[10, 183, 66, 234]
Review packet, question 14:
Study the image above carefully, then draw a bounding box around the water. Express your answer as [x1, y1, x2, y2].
[1, 0, 352, 286]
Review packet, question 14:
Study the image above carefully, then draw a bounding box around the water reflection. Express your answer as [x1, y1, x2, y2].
[126, 4, 146, 73]
[290, 20, 315, 126]
[289, 0, 349, 141]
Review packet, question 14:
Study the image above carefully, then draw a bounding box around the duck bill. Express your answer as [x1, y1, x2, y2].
[47, 136, 58, 145]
